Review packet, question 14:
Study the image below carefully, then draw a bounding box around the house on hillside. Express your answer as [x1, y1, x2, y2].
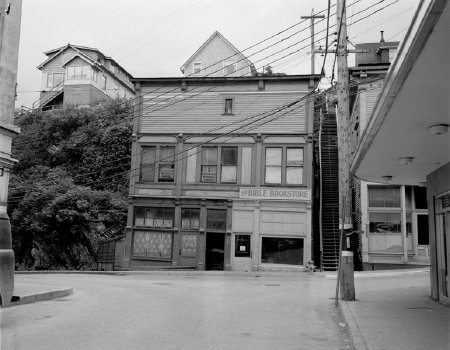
[34, 44, 135, 110]
[351, 0, 449, 304]
[180, 31, 257, 77]
[348, 35, 430, 270]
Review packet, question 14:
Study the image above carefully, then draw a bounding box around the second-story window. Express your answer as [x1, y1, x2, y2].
[67, 66, 90, 80]
[140, 146, 175, 183]
[221, 147, 237, 183]
[201, 147, 218, 183]
[264, 147, 304, 185]
[193, 62, 202, 74]
[46, 73, 64, 88]
[201, 146, 238, 184]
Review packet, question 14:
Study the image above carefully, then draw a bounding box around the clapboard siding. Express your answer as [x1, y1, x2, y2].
[139, 89, 310, 135]
[365, 81, 383, 116]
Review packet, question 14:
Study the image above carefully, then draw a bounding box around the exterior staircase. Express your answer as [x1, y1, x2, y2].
[320, 113, 340, 270]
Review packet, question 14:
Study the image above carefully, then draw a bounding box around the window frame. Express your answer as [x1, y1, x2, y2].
[223, 97, 234, 115]
[199, 145, 239, 184]
[263, 146, 304, 186]
[139, 145, 176, 183]
[132, 206, 175, 260]
[46, 73, 64, 88]
[66, 65, 90, 80]
[367, 185, 403, 235]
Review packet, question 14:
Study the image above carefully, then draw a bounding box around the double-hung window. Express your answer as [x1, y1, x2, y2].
[265, 147, 303, 185]
[140, 146, 176, 182]
[201, 146, 238, 183]
[201, 147, 218, 183]
[221, 147, 238, 183]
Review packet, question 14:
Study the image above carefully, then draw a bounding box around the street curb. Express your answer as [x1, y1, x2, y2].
[1, 288, 73, 308]
[338, 300, 369, 350]
[321, 268, 430, 279]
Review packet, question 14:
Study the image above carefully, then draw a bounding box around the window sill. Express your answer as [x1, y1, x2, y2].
[131, 256, 173, 262]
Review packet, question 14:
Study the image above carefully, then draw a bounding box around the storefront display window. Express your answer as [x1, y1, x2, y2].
[261, 237, 303, 265]
[369, 212, 401, 233]
[134, 207, 174, 228]
[133, 231, 172, 258]
[181, 209, 200, 230]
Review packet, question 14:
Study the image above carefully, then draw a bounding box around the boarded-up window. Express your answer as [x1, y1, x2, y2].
[186, 147, 197, 183]
[241, 147, 252, 185]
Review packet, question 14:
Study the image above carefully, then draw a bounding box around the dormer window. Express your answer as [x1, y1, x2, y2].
[223, 60, 237, 75]
[193, 62, 202, 74]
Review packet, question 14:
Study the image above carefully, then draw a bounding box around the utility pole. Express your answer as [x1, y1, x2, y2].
[301, 9, 325, 74]
[335, 0, 355, 301]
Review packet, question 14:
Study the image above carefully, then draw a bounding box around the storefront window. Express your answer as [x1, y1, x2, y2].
[261, 237, 303, 265]
[181, 209, 200, 230]
[235, 235, 251, 257]
[369, 213, 401, 233]
[133, 231, 172, 258]
[134, 207, 174, 228]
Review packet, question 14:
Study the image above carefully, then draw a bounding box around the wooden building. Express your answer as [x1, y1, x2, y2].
[122, 73, 320, 271]
[34, 44, 135, 110]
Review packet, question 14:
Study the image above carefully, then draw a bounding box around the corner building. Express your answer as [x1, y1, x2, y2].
[123, 75, 319, 271]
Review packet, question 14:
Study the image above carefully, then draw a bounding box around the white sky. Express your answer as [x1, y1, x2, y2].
[16, 0, 422, 108]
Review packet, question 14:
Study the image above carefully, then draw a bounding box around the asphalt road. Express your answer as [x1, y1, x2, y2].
[1, 272, 354, 350]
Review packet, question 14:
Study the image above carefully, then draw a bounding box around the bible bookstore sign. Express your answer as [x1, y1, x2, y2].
[239, 187, 311, 201]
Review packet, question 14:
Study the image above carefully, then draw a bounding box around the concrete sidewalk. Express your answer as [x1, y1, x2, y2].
[2, 279, 72, 308]
[339, 279, 449, 350]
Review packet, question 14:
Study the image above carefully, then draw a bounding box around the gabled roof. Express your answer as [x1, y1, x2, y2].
[37, 43, 134, 79]
[60, 52, 97, 68]
[180, 31, 254, 73]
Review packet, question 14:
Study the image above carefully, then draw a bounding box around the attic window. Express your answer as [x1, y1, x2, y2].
[223, 60, 237, 75]
[193, 62, 202, 74]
